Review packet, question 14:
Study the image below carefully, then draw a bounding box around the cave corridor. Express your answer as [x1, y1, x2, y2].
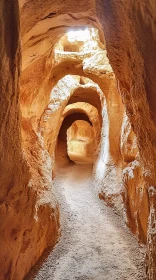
[1, 1, 156, 280]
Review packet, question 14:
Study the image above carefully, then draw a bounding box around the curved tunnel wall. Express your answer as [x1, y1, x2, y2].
[56, 112, 94, 165]
[1, 2, 154, 278]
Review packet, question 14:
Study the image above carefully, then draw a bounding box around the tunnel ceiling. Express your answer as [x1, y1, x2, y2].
[67, 87, 101, 112]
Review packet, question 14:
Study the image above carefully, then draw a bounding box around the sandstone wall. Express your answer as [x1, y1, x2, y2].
[96, 1, 156, 277]
[0, 2, 59, 279]
[1, 0, 155, 278]
[121, 114, 149, 244]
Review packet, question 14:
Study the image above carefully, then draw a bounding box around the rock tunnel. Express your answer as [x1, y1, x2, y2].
[0, 1, 156, 279]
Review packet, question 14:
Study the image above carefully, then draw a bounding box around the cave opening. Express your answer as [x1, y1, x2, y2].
[55, 111, 95, 166]
[67, 120, 95, 164]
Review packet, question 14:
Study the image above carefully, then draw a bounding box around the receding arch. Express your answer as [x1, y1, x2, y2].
[53, 101, 101, 165]
[67, 87, 101, 112]
[39, 75, 103, 160]
[20, 26, 112, 124]
[55, 110, 96, 166]
[62, 102, 101, 147]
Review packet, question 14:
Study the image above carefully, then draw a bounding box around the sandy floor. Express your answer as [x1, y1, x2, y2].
[26, 164, 146, 280]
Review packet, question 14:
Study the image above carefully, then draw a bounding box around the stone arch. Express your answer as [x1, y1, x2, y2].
[51, 101, 101, 167]
[39, 76, 103, 157]
[20, 26, 113, 126]
[62, 102, 101, 148]
[55, 111, 95, 165]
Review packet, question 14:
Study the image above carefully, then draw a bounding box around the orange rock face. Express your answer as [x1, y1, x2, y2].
[0, 2, 60, 280]
[1, 0, 156, 279]
[97, 1, 156, 278]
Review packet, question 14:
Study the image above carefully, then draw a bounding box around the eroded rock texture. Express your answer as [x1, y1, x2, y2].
[1, 0, 156, 279]
[0, 2, 59, 279]
[121, 114, 149, 244]
[97, 1, 156, 278]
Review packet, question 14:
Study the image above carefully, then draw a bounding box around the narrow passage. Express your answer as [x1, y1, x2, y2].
[27, 164, 146, 280]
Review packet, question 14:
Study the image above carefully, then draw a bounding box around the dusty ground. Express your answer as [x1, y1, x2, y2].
[26, 164, 146, 280]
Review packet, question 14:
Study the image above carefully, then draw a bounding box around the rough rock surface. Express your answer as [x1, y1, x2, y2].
[121, 114, 149, 244]
[97, 1, 156, 277]
[0, 2, 60, 279]
[1, 1, 156, 278]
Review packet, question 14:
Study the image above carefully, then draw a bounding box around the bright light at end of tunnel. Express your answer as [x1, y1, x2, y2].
[67, 28, 94, 42]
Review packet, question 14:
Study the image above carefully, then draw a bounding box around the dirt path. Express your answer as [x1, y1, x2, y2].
[27, 164, 146, 280]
